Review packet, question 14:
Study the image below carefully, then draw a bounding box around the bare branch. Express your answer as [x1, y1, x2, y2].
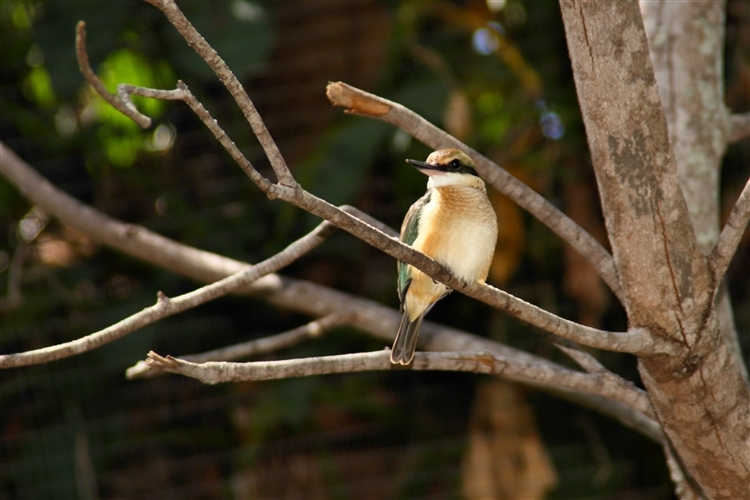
[143, 0, 298, 188]
[326, 81, 624, 303]
[710, 176, 750, 282]
[145, 349, 655, 419]
[729, 112, 750, 144]
[75, 21, 152, 128]
[0, 217, 339, 368]
[126, 313, 353, 379]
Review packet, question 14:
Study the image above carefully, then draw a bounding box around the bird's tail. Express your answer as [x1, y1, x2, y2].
[390, 310, 425, 365]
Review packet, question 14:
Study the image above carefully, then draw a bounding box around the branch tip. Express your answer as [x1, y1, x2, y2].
[326, 81, 392, 117]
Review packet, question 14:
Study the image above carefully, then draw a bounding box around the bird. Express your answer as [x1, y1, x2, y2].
[390, 149, 498, 365]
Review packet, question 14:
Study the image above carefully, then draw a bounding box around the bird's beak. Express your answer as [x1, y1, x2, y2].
[406, 159, 444, 176]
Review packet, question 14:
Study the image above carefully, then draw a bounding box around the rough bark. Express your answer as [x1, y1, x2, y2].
[639, 0, 747, 381]
[559, 1, 750, 498]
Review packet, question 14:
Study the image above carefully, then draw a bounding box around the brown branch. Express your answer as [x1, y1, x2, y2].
[326, 81, 624, 303]
[145, 349, 655, 419]
[126, 313, 353, 379]
[729, 112, 750, 144]
[710, 176, 750, 282]
[0, 216, 340, 369]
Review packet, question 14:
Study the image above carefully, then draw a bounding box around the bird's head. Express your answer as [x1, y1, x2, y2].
[406, 149, 484, 189]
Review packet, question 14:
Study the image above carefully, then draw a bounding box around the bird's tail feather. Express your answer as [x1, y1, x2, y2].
[390, 311, 424, 365]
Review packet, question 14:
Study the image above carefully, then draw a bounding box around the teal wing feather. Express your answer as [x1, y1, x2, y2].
[397, 190, 431, 303]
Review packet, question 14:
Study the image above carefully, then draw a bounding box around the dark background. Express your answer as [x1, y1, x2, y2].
[1, 1, 748, 498]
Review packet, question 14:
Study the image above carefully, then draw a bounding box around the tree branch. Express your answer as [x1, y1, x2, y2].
[0, 216, 341, 368]
[126, 313, 353, 379]
[75, 21, 151, 129]
[143, 0, 298, 188]
[326, 81, 624, 303]
[710, 176, 750, 282]
[145, 349, 655, 419]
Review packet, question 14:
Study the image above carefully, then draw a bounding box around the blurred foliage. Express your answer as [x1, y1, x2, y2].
[1, 0, 748, 499]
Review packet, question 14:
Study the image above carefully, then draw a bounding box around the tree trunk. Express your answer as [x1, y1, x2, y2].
[559, 2, 750, 498]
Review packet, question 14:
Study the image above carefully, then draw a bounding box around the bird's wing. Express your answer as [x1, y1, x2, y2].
[397, 190, 432, 303]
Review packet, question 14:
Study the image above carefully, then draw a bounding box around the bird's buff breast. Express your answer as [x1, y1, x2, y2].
[406, 185, 498, 318]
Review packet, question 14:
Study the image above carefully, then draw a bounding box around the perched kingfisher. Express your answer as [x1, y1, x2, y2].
[390, 149, 498, 365]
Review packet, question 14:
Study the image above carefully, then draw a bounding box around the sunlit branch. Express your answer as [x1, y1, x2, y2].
[126, 313, 353, 379]
[145, 349, 655, 420]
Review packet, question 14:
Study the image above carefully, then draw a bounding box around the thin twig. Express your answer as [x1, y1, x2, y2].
[0, 217, 338, 368]
[710, 176, 750, 282]
[143, 0, 298, 188]
[326, 81, 624, 303]
[145, 349, 656, 419]
[126, 313, 353, 379]
[75, 21, 152, 128]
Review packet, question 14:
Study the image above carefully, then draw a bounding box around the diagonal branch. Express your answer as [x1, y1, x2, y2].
[710, 176, 750, 283]
[145, 349, 656, 420]
[126, 313, 353, 379]
[143, 0, 297, 188]
[326, 81, 624, 303]
[0, 216, 341, 369]
[0, 141, 658, 355]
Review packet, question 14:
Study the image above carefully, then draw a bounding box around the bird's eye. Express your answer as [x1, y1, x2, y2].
[449, 159, 462, 170]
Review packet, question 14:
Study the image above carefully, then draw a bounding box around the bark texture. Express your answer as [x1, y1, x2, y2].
[560, 2, 749, 498]
[640, 0, 746, 381]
